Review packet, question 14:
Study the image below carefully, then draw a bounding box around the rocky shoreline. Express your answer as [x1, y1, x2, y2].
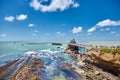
[0, 55, 44, 80]
[0, 39, 120, 80]
[65, 39, 120, 80]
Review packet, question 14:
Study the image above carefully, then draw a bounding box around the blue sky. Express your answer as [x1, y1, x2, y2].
[0, 0, 120, 41]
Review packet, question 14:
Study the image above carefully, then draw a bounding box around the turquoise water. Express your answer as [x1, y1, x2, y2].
[1, 41, 120, 64]
[0, 41, 66, 64]
[0, 41, 83, 80]
[0, 41, 119, 79]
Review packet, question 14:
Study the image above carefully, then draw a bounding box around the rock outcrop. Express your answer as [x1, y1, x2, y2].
[51, 42, 62, 46]
[64, 40, 120, 80]
[0, 55, 44, 80]
[65, 39, 79, 54]
[74, 54, 120, 80]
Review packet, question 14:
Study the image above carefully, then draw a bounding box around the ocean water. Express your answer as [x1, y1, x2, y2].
[0, 41, 66, 64]
[0, 41, 83, 80]
[0, 41, 119, 79]
[0, 41, 120, 64]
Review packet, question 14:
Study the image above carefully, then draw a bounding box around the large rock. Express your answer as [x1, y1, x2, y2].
[65, 39, 79, 54]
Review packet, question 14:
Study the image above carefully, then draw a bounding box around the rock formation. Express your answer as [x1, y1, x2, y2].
[51, 42, 62, 46]
[0, 55, 44, 80]
[64, 39, 120, 80]
[65, 39, 79, 54]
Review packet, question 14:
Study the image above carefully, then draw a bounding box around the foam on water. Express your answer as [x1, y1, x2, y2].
[23, 48, 82, 80]
[25, 51, 37, 56]
[18, 48, 82, 80]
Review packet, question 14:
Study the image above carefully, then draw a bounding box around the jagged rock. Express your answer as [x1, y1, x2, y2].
[65, 39, 79, 54]
[94, 71, 100, 75]
[76, 60, 85, 67]
[69, 39, 76, 44]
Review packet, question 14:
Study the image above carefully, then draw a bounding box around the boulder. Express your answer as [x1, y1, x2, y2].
[65, 39, 79, 54]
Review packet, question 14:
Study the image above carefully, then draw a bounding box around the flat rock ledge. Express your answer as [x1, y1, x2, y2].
[0, 55, 44, 80]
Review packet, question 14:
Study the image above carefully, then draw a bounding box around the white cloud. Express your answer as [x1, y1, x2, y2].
[72, 2, 79, 8]
[34, 30, 39, 32]
[87, 27, 96, 32]
[105, 28, 110, 31]
[29, 0, 79, 12]
[87, 19, 120, 32]
[1, 34, 7, 37]
[4, 16, 15, 22]
[28, 24, 34, 27]
[57, 32, 60, 34]
[111, 31, 116, 34]
[72, 26, 82, 34]
[56, 31, 65, 37]
[100, 28, 110, 31]
[32, 33, 37, 36]
[16, 14, 27, 20]
[96, 19, 120, 27]
[87, 33, 92, 35]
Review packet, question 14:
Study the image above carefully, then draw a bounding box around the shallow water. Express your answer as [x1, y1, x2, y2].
[0, 41, 83, 80]
[27, 49, 82, 80]
[1, 41, 119, 79]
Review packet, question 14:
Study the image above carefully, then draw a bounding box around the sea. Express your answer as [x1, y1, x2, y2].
[0, 41, 120, 80]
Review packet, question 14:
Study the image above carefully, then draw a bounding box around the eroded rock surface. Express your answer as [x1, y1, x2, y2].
[64, 39, 120, 80]
[65, 39, 79, 54]
[0, 55, 44, 80]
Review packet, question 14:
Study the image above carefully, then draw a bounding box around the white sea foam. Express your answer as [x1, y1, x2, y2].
[39, 48, 59, 54]
[44, 60, 58, 77]
[25, 51, 37, 56]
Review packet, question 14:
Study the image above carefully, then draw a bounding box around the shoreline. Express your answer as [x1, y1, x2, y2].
[64, 39, 120, 80]
[0, 40, 120, 80]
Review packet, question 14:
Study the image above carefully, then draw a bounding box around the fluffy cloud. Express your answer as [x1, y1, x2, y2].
[87, 27, 96, 33]
[29, 0, 79, 12]
[96, 19, 120, 27]
[34, 30, 39, 32]
[72, 26, 82, 34]
[1, 34, 7, 37]
[87, 19, 120, 32]
[32, 33, 37, 36]
[87, 33, 92, 35]
[105, 28, 110, 31]
[100, 28, 110, 31]
[57, 32, 60, 34]
[111, 31, 116, 34]
[16, 14, 27, 20]
[28, 24, 34, 27]
[4, 16, 15, 22]
[56, 32, 65, 37]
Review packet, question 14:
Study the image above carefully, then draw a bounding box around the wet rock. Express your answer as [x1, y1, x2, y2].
[52, 42, 62, 46]
[65, 39, 79, 54]
[6, 57, 44, 80]
[76, 60, 85, 67]
[94, 71, 100, 75]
